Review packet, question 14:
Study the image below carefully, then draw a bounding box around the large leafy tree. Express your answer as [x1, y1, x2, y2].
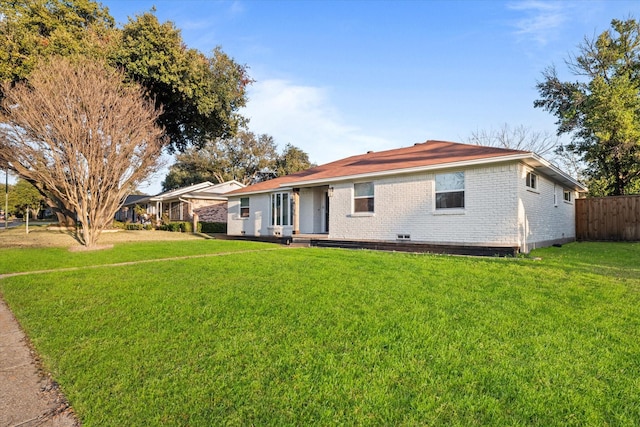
[535, 18, 640, 196]
[6, 179, 46, 218]
[110, 13, 251, 152]
[0, 0, 115, 83]
[0, 57, 166, 247]
[162, 131, 279, 190]
[0, 0, 251, 224]
[162, 134, 314, 190]
[276, 143, 315, 176]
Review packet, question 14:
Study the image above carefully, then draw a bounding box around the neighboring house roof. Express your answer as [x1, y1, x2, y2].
[227, 140, 587, 196]
[124, 194, 149, 205]
[120, 181, 246, 208]
[121, 194, 152, 207]
[150, 180, 245, 202]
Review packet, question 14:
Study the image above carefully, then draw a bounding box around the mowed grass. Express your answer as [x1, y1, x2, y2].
[0, 238, 276, 274]
[1, 241, 639, 426]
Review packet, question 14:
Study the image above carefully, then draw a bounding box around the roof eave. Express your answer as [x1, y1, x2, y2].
[523, 154, 588, 192]
[283, 153, 535, 188]
[227, 152, 587, 196]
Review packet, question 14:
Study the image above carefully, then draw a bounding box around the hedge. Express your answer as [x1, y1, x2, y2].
[199, 222, 227, 233]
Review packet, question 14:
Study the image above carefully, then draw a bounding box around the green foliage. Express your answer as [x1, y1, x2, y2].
[199, 221, 227, 233]
[125, 223, 145, 230]
[7, 179, 46, 217]
[158, 221, 194, 232]
[162, 130, 279, 189]
[0, 1, 250, 155]
[535, 18, 640, 196]
[112, 220, 126, 229]
[162, 132, 313, 190]
[110, 13, 250, 152]
[0, 242, 639, 425]
[276, 143, 315, 176]
[0, 0, 115, 84]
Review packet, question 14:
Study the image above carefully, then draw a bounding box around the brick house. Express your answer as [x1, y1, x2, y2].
[225, 140, 587, 253]
[116, 181, 244, 224]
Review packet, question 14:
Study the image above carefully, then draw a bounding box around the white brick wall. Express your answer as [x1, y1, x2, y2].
[228, 193, 293, 237]
[228, 161, 578, 252]
[228, 194, 271, 236]
[328, 163, 521, 246]
[517, 164, 576, 251]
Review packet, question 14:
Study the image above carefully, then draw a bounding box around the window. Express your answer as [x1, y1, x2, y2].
[354, 182, 374, 213]
[563, 190, 571, 202]
[526, 172, 538, 190]
[435, 172, 464, 209]
[240, 197, 250, 218]
[271, 193, 292, 226]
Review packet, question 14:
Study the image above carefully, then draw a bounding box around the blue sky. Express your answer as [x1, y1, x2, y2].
[100, 1, 639, 193]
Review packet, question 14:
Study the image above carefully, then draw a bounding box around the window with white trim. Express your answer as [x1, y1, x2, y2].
[271, 193, 292, 226]
[526, 172, 538, 190]
[354, 182, 374, 213]
[563, 190, 571, 202]
[435, 172, 465, 209]
[240, 197, 250, 218]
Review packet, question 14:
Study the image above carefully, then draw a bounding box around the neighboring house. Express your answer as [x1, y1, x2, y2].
[226, 140, 587, 253]
[115, 180, 245, 224]
[115, 194, 152, 223]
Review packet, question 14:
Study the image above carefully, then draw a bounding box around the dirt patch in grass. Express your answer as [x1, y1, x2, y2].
[0, 224, 204, 249]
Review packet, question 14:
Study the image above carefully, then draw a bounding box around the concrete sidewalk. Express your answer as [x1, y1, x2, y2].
[0, 298, 78, 427]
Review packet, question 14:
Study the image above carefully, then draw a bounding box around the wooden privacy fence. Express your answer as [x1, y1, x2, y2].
[576, 195, 640, 241]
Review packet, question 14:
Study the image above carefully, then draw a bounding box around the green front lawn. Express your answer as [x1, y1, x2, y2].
[1, 242, 639, 426]
[0, 239, 275, 274]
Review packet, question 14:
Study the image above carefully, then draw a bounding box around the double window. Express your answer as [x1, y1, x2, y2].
[271, 193, 292, 226]
[435, 172, 464, 209]
[240, 197, 250, 218]
[563, 190, 571, 202]
[354, 182, 374, 213]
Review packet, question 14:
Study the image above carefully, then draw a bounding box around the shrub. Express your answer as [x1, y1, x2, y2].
[200, 222, 227, 233]
[112, 220, 126, 229]
[125, 223, 145, 230]
[157, 221, 200, 233]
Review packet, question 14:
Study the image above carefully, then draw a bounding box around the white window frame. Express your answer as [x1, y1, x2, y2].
[240, 197, 250, 218]
[563, 190, 572, 202]
[353, 182, 374, 213]
[271, 192, 292, 226]
[526, 172, 538, 190]
[435, 172, 465, 210]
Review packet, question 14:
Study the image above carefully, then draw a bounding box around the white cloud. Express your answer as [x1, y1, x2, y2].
[242, 79, 393, 165]
[508, 0, 569, 45]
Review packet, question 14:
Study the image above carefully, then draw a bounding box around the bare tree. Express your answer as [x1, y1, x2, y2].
[467, 123, 587, 181]
[0, 56, 166, 247]
[467, 123, 559, 157]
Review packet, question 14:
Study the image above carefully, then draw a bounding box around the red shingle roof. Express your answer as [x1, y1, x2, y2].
[228, 140, 530, 195]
